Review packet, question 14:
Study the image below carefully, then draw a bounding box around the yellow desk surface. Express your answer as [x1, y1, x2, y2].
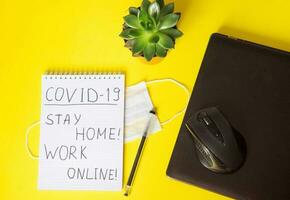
[1, 0, 290, 199]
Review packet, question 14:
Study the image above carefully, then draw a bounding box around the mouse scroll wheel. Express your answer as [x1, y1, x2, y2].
[197, 112, 224, 143]
[197, 112, 212, 125]
[202, 117, 211, 125]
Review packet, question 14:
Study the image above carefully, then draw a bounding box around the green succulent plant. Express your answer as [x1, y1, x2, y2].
[119, 0, 183, 61]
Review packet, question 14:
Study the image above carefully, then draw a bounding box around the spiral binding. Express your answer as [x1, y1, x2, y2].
[43, 72, 123, 80]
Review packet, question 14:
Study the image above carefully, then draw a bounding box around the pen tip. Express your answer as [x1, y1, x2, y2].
[124, 186, 130, 196]
[150, 108, 156, 115]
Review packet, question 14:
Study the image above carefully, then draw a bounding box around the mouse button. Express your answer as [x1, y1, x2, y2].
[207, 109, 237, 145]
[207, 113, 242, 162]
[208, 117, 244, 168]
[196, 111, 225, 144]
[186, 114, 198, 128]
[195, 145, 213, 168]
[186, 112, 226, 153]
[185, 116, 198, 135]
[214, 117, 238, 150]
[186, 118, 210, 140]
[196, 111, 208, 123]
[185, 118, 205, 142]
[191, 124, 224, 157]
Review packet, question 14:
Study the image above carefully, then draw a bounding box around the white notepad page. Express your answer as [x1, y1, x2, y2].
[38, 74, 125, 190]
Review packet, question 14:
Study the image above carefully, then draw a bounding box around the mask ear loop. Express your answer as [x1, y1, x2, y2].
[25, 121, 40, 159]
[145, 78, 190, 126]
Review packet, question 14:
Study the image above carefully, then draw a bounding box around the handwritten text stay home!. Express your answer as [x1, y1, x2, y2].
[43, 86, 122, 182]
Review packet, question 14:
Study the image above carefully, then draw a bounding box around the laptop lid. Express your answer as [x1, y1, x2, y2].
[167, 33, 290, 200]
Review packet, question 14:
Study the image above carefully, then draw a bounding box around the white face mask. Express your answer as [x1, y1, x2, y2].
[124, 79, 189, 142]
[25, 78, 189, 159]
[125, 81, 162, 142]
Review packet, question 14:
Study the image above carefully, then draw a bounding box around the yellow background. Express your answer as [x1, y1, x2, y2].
[1, 0, 290, 199]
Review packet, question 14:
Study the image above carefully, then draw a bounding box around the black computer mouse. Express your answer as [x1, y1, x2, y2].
[185, 107, 246, 173]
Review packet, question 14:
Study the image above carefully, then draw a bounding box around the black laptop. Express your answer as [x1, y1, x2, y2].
[167, 33, 290, 200]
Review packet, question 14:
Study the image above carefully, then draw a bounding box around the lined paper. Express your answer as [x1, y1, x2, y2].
[38, 74, 124, 191]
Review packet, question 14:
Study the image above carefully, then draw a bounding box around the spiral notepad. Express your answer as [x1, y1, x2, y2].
[38, 73, 125, 191]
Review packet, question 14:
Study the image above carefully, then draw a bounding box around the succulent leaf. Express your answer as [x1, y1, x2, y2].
[132, 37, 147, 54]
[119, 28, 134, 39]
[120, 1, 182, 61]
[141, 0, 150, 11]
[124, 40, 134, 49]
[144, 43, 156, 61]
[149, 34, 159, 43]
[158, 13, 179, 30]
[124, 15, 141, 29]
[156, 0, 165, 8]
[128, 29, 144, 38]
[156, 43, 167, 57]
[175, 12, 181, 18]
[160, 28, 183, 39]
[129, 7, 139, 16]
[148, 2, 160, 20]
[138, 10, 155, 29]
[138, 9, 148, 21]
[160, 3, 174, 17]
[158, 32, 174, 49]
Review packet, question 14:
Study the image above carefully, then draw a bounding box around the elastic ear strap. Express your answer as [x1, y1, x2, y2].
[25, 121, 40, 160]
[146, 78, 190, 126]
